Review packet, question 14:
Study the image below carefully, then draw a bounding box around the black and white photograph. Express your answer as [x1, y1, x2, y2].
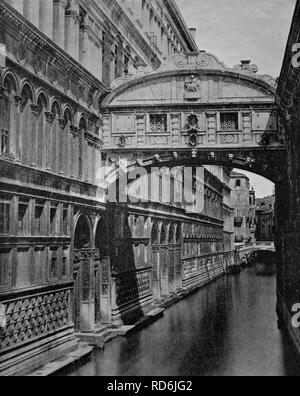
[0, 0, 300, 380]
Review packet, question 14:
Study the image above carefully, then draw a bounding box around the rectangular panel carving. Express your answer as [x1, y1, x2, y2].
[112, 114, 135, 135]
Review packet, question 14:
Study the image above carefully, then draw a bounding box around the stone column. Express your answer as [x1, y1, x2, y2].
[7, 0, 24, 15]
[80, 25, 91, 72]
[65, 7, 80, 61]
[30, 104, 40, 167]
[23, 0, 39, 27]
[79, 250, 95, 333]
[39, 0, 53, 39]
[70, 125, 79, 179]
[58, 119, 66, 175]
[53, 0, 68, 49]
[161, 28, 169, 59]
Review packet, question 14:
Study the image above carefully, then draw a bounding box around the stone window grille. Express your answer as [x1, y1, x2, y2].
[220, 112, 239, 131]
[150, 114, 168, 133]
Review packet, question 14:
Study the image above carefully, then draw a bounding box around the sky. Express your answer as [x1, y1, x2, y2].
[176, 0, 295, 197]
[177, 0, 296, 77]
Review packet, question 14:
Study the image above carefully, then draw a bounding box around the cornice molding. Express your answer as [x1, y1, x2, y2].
[0, 1, 108, 97]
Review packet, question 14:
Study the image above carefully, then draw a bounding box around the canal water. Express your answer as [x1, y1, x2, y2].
[62, 268, 300, 377]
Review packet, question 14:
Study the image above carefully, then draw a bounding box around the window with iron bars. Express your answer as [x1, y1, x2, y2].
[150, 114, 168, 133]
[220, 113, 239, 132]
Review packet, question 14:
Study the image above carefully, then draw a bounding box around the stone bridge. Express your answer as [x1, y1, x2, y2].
[235, 241, 276, 262]
[100, 52, 286, 184]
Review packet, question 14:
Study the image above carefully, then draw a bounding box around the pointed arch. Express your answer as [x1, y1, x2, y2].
[19, 81, 34, 165]
[95, 216, 110, 257]
[36, 91, 48, 169]
[2, 70, 19, 95]
[74, 215, 93, 250]
[20, 80, 35, 103]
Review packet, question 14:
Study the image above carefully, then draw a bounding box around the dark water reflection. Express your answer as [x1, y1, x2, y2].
[63, 268, 300, 377]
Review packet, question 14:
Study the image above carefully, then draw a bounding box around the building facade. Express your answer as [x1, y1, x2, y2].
[230, 171, 256, 243]
[276, 0, 300, 358]
[256, 197, 275, 242]
[0, 0, 236, 377]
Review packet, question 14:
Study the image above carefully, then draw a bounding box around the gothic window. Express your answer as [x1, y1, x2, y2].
[34, 200, 45, 235]
[62, 248, 69, 277]
[0, 91, 10, 156]
[220, 112, 239, 132]
[51, 101, 61, 174]
[150, 114, 168, 133]
[18, 198, 30, 235]
[20, 85, 33, 165]
[36, 94, 47, 169]
[50, 203, 59, 236]
[62, 205, 69, 236]
[0, 194, 10, 235]
[49, 247, 58, 279]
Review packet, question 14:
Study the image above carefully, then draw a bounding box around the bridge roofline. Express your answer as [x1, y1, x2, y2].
[102, 53, 277, 108]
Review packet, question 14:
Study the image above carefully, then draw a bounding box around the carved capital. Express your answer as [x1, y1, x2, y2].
[59, 118, 67, 129]
[70, 125, 79, 135]
[65, 9, 80, 23]
[53, 0, 68, 8]
[206, 111, 217, 117]
[14, 95, 25, 112]
[45, 111, 54, 124]
[30, 104, 41, 118]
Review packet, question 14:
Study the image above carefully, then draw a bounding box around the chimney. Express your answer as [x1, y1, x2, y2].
[189, 28, 197, 41]
[241, 60, 251, 71]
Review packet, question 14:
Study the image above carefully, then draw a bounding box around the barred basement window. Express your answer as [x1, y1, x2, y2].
[220, 113, 239, 131]
[150, 114, 168, 133]
[1, 129, 9, 155]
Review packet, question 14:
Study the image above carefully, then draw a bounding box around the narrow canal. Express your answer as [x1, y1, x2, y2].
[62, 268, 300, 376]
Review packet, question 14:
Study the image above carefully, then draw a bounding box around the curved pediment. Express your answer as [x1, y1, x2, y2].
[103, 53, 276, 108]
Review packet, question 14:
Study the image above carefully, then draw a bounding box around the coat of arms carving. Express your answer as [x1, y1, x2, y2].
[184, 75, 201, 100]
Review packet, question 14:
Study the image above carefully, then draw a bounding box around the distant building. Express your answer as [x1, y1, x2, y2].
[230, 171, 256, 243]
[256, 196, 275, 241]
